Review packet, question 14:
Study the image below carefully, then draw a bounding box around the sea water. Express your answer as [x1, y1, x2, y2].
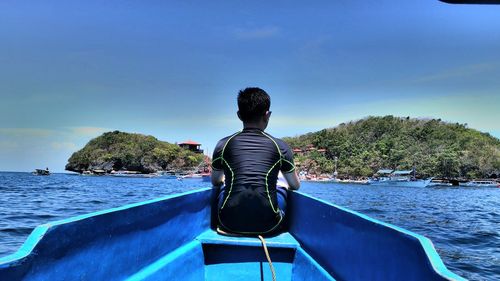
[0, 172, 498, 280]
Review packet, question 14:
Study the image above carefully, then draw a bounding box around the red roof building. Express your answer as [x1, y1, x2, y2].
[178, 140, 203, 154]
[179, 140, 201, 145]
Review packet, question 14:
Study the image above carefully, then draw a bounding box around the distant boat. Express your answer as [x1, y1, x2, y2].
[156, 171, 179, 179]
[32, 168, 50, 176]
[460, 180, 499, 188]
[428, 179, 454, 187]
[368, 169, 432, 187]
[81, 170, 106, 176]
[180, 174, 202, 179]
[161, 174, 178, 179]
[309, 178, 369, 184]
[336, 178, 369, 184]
[178, 173, 211, 181]
[111, 174, 158, 178]
[109, 171, 158, 178]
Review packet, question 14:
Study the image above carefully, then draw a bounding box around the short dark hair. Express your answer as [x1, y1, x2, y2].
[237, 87, 271, 122]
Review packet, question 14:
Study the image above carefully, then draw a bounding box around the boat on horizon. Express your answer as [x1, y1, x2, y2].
[178, 172, 211, 181]
[332, 178, 369, 184]
[428, 179, 455, 187]
[109, 171, 159, 178]
[460, 180, 499, 188]
[0, 188, 464, 280]
[32, 168, 50, 176]
[368, 169, 433, 187]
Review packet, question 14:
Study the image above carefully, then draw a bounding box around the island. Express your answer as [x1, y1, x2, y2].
[65, 131, 205, 174]
[283, 116, 500, 179]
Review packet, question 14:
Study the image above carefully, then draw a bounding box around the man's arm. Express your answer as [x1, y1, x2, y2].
[278, 139, 300, 190]
[211, 139, 225, 187]
[211, 169, 224, 187]
[283, 170, 300, 190]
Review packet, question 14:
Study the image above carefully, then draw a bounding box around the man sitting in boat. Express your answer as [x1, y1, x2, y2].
[211, 87, 300, 235]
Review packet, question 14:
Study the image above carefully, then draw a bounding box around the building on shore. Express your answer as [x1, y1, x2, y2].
[178, 140, 203, 154]
[292, 145, 327, 156]
[293, 148, 303, 156]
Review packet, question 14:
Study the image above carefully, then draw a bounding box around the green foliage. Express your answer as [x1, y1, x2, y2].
[66, 131, 204, 173]
[284, 116, 500, 178]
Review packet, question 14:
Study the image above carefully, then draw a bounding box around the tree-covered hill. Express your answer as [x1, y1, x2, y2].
[283, 116, 500, 179]
[65, 131, 204, 173]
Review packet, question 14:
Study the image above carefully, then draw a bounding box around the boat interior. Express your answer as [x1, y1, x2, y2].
[125, 229, 332, 281]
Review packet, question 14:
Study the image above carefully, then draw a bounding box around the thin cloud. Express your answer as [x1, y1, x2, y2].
[0, 141, 19, 150]
[412, 63, 498, 83]
[233, 26, 280, 40]
[51, 142, 79, 151]
[0, 128, 54, 137]
[160, 116, 236, 127]
[0, 127, 110, 139]
[298, 36, 332, 57]
[68, 127, 110, 137]
[271, 116, 335, 128]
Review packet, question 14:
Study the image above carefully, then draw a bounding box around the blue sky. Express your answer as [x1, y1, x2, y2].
[1, 1, 499, 172]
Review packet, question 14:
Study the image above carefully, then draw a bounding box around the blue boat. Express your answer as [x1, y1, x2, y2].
[0, 188, 465, 280]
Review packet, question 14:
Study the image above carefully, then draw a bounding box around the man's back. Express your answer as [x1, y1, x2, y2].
[212, 128, 295, 234]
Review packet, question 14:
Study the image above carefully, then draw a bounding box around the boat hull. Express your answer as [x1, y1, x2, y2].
[459, 182, 499, 188]
[0, 188, 464, 281]
[368, 178, 433, 187]
[32, 169, 50, 176]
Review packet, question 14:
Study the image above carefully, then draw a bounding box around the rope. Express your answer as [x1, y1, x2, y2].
[216, 228, 277, 281]
[258, 235, 277, 281]
[216, 227, 242, 237]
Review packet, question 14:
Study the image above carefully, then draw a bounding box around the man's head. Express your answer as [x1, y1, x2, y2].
[237, 87, 271, 125]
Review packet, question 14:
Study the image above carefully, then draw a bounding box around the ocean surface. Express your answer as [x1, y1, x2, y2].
[0, 172, 498, 280]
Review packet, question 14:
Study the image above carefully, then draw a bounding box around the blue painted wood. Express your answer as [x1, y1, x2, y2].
[203, 244, 295, 281]
[125, 241, 205, 281]
[288, 191, 465, 281]
[291, 248, 336, 281]
[0, 188, 213, 281]
[0, 188, 465, 281]
[197, 229, 299, 248]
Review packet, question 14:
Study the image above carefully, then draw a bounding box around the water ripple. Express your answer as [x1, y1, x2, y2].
[0, 227, 33, 235]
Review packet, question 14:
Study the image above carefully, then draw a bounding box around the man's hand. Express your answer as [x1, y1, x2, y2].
[211, 169, 224, 187]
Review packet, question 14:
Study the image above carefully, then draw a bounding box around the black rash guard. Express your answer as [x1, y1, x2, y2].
[212, 128, 295, 234]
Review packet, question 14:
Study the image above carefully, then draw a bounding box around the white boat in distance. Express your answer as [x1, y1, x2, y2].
[460, 180, 499, 188]
[32, 168, 50, 176]
[368, 169, 433, 187]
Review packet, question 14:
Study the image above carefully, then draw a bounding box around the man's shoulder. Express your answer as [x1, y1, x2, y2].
[215, 132, 241, 150]
[220, 131, 241, 142]
[216, 134, 232, 143]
